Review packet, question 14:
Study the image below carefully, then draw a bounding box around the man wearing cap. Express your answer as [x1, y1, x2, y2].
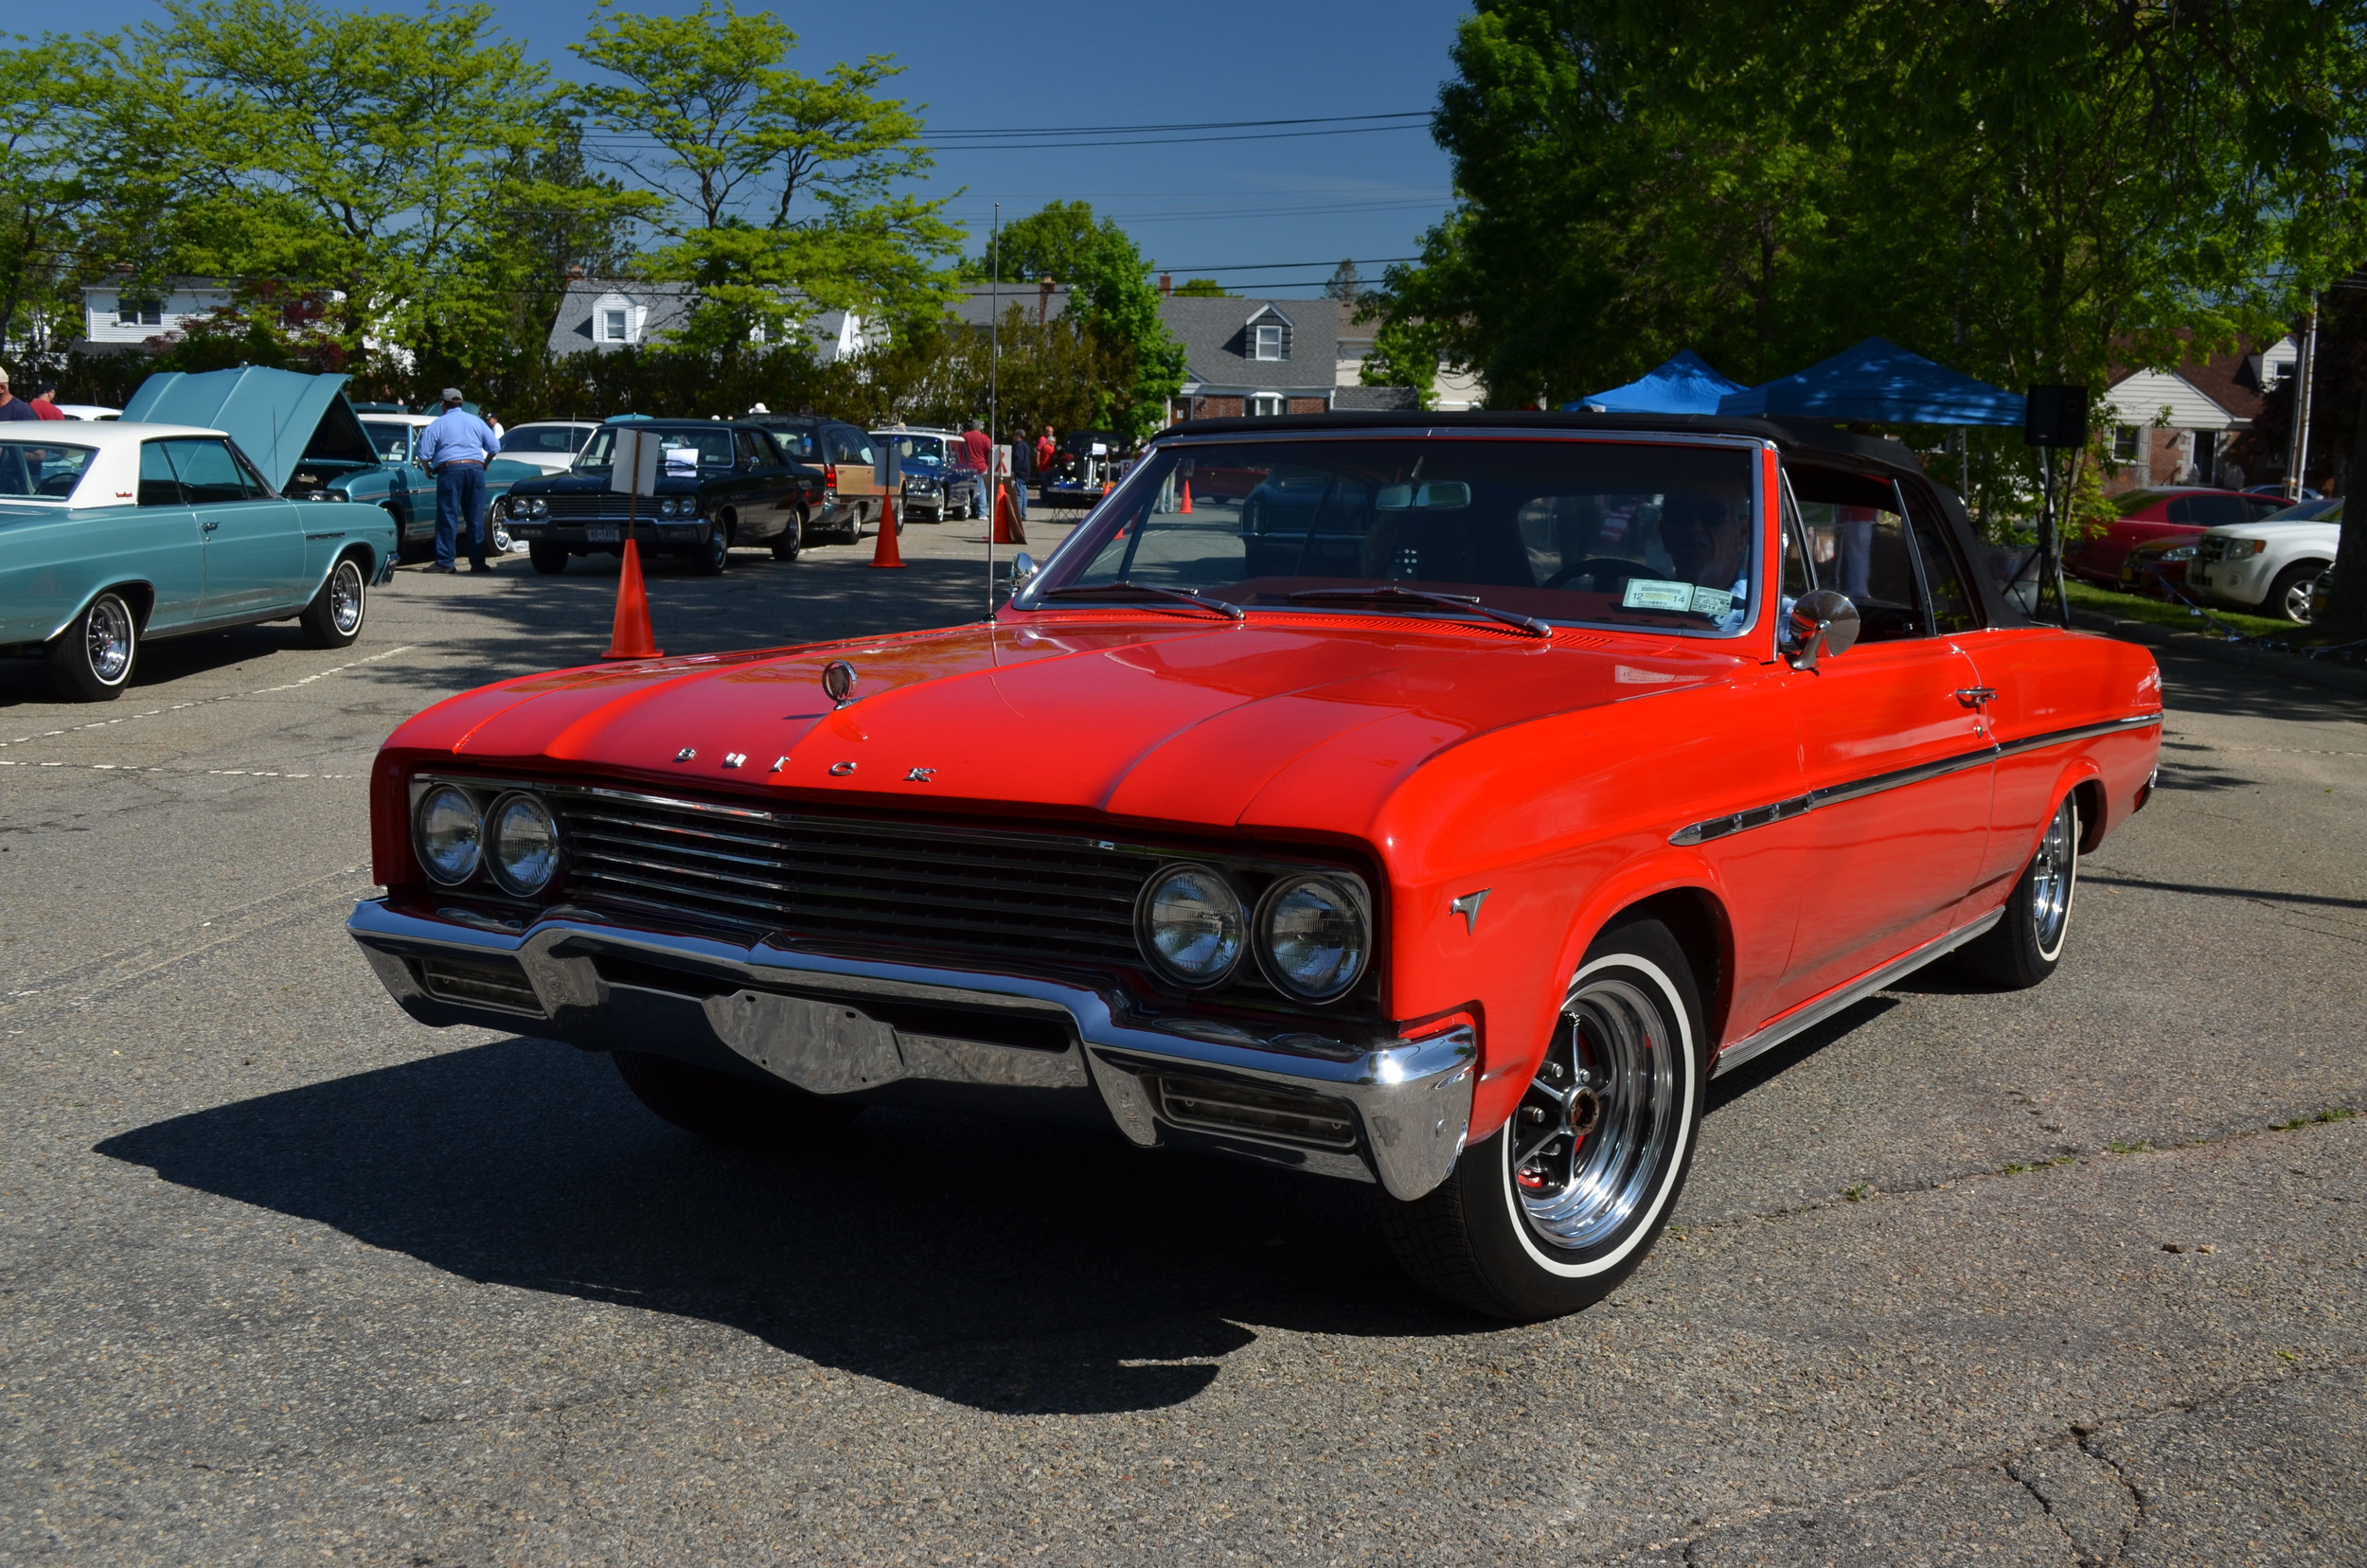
[0, 369, 41, 422]
[417, 388, 503, 573]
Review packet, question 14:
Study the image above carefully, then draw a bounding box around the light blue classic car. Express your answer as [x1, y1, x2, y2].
[129, 369, 540, 559]
[0, 377, 400, 701]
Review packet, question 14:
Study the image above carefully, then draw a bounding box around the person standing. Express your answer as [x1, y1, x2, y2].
[28, 383, 64, 420]
[1036, 424, 1056, 478]
[960, 419, 990, 517]
[1005, 427, 1032, 521]
[417, 388, 503, 574]
[0, 370, 41, 422]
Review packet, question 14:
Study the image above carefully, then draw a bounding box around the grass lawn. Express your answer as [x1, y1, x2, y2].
[2065, 579, 2300, 640]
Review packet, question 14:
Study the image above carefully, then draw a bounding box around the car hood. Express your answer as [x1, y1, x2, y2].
[509, 471, 710, 494]
[387, 615, 1743, 838]
[123, 366, 367, 490]
[2205, 520, 2341, 541]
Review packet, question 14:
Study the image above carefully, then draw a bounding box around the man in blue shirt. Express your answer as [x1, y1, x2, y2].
[416, 388, 503, 573]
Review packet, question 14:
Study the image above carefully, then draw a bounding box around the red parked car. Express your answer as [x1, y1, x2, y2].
[2069, 487, 2286, 586]
[348, 412, 2162, 1321]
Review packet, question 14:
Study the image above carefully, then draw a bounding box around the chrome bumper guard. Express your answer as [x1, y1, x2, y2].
[347, 899, 1475, 1200]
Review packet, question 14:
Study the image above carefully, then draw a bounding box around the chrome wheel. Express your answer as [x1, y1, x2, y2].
[328, 559, 365, 635]
[1510, 972, 1684, 1251]
[84, 595, 134, 684]
[2030, 796, 2078, 960]
[2282, 577, 2317, 624]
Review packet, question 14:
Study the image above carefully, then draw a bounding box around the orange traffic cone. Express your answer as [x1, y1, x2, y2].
[603, 537, 664, 660]
[869, 493, 906, 568]
[991, 480, 1027, 544]
[1178, 478, 1193, 513]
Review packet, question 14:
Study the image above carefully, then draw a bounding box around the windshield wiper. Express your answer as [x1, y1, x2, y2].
[1286, 585, 1553, 639]
[1038, 580, 1246, 620]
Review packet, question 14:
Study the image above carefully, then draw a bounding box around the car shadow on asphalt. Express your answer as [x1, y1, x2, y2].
[95, 1036, 1490, 1417]
[1703, 996, 1896, 1113]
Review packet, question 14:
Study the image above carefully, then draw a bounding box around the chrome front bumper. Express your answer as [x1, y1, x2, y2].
[347, 899, 1475, 1200]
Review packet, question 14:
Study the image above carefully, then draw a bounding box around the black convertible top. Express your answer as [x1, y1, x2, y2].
[1152, 408, 2032, 628]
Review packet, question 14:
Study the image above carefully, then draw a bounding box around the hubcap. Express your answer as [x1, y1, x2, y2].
[2286, 580, 2315, 624]
[1511, 974, 1682, 1250]
[330, 562, 364, 634]
[85, 597, 133, 684]
[2030, 797, 2076, 954]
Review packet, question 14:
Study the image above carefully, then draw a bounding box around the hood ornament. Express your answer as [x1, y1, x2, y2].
[821, 660, 859, 707]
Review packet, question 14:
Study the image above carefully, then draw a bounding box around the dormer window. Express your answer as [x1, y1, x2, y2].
[602, 308, 629, 342]
[592, 292, 640, 345]
[1244, 306, 1293, 362]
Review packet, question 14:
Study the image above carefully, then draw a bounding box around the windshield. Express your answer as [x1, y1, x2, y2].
[2263, 498, 2342, 523]
[0, 439, 98, 499]
[576, 426, 737, 472]
[507, 423, 589, 454]
[880, 433, 946, 464]
[360, 421, 414, 463]
[1033, 437, 1765, 636]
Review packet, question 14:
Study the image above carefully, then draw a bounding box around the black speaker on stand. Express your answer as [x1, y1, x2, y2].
[2024, 385, 2088, 626]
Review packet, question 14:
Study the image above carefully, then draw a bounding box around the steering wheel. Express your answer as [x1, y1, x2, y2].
[1543, 557, 1652, 591]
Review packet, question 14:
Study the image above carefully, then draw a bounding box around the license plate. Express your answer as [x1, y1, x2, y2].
[586, 525, 619, 543]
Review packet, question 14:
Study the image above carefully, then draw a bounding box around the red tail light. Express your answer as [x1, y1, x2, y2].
[824, 463, 837, 493]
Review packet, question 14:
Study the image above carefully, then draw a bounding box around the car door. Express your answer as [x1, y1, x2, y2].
[164, 437, 307, 618]
[1771, 465, 1996, 1011]
[0, 440, 203, 645]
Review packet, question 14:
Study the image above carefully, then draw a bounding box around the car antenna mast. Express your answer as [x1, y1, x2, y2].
[988, 202, 1000, 624]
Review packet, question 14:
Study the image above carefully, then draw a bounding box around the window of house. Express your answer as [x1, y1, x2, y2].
[2112, 426, 2139, 463]
[601, 308, 630, 343]
[1250, 393, 1285, 418]
[116, 298, 163, 327]
[1254, 324, 1284, 361]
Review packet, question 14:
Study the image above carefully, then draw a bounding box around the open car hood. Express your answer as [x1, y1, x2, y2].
[123, 366, 376, 490]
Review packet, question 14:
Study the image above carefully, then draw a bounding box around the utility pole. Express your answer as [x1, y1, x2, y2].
[2287, 297, 2320, 500]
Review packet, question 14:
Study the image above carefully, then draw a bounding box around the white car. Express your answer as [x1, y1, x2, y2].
[52, 403, 120, 420]
[495, 419, 602, 475]
[2188, 500, 2343, 623]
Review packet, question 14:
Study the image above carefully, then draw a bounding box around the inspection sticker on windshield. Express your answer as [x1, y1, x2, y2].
[1620, 579, 1733, 616]
[1621, 579, 1696, 612]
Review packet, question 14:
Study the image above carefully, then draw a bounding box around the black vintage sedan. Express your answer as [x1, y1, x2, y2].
[500, 419, 825, 576]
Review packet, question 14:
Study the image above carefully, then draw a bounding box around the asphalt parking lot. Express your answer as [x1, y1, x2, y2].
[3, 515, 2362, 1566]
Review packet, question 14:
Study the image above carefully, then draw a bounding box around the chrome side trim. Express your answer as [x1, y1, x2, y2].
[1670, 713, 2162, 846]
[347, 898, 1476, 1200]
[1711, 907, 2003, 1078]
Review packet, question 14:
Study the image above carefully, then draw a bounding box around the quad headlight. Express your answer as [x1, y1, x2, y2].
[413, 783, 484, 885]
[1255, 873, 1371, 1002]
[412, 782, 563, 896]
[485, 791, 562, 896]
[1136, 863, 1246, 988]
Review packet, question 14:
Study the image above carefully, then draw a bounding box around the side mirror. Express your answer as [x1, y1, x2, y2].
[1008, 551, 1038, 592]
[1786, 589, 1860, 671]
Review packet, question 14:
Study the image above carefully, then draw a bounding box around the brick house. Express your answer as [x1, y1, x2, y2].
[2099, 337, 2298, 492]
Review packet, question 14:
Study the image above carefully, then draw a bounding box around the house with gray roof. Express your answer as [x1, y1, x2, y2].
[548, 276, 871, 362]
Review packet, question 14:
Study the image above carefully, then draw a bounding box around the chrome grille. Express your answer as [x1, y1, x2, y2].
[2196, 536, 2238, 563]
[545, 495, 691, 522]
[545, 786, 1149, 965]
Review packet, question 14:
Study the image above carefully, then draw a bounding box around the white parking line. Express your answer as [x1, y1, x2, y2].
[1, 644, 418, 752]
[0, 760, 359, 779]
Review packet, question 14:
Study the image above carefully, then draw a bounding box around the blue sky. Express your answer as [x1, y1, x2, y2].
[74, 0, 1467, 298]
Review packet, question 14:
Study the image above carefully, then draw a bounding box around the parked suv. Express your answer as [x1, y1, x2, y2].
[742, 414, 879, 541]
[2187, 499, 2343, 623]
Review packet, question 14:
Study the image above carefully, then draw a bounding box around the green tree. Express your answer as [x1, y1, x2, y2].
[0, 36, 111, 360]
[115, 0, 635, 379]
[1169, 277, 1233, 298]
[572, 0, 961, 355]
[1369, 0, 2367, 410]
[977, 200, 1183, 438]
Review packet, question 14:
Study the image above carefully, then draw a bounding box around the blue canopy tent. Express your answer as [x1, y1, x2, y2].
[1567, 348, 1747, 415]
[1717, 336, 2025, 426]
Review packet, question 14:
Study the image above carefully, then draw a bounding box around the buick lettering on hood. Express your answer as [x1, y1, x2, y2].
[349, 412, 2162, 1320]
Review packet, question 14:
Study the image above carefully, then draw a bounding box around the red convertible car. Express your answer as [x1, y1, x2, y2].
[348, 413, 2162, 1321]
